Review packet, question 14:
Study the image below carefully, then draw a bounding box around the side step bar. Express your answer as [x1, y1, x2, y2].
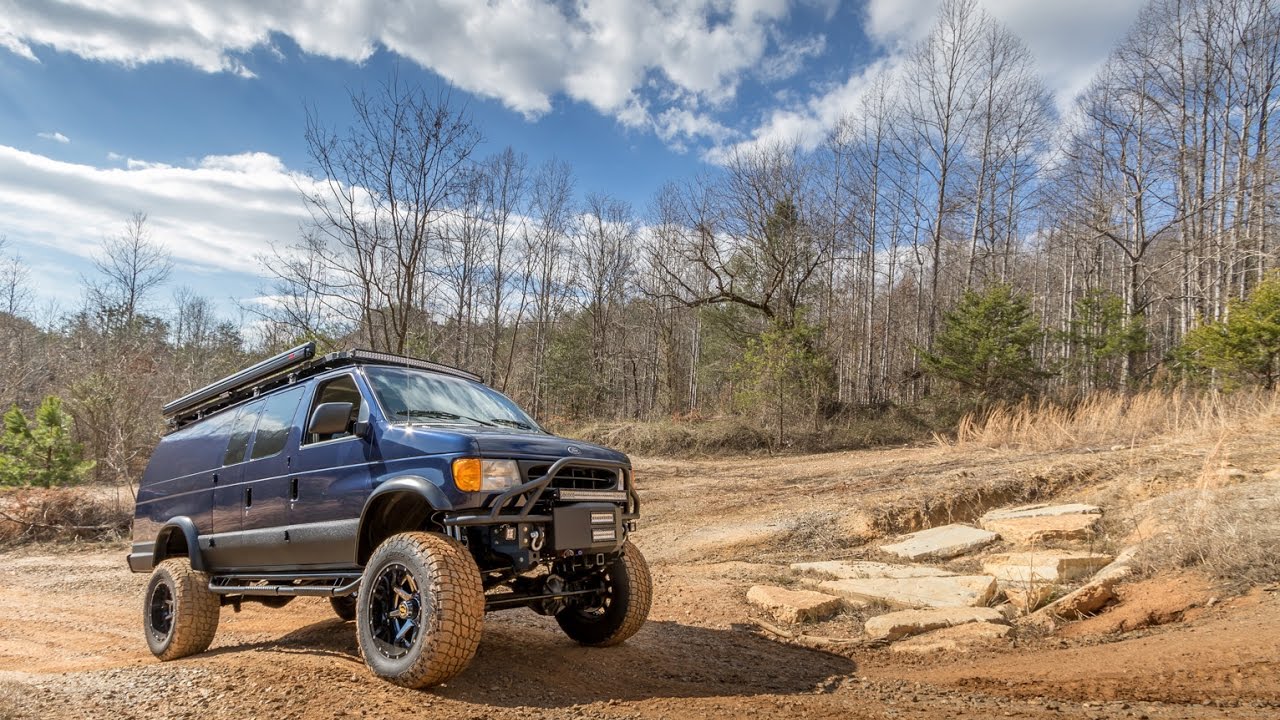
[209, 574, 361, 598]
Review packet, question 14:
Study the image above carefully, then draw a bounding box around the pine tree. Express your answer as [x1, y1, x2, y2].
[0, 404, 31, 486]
[0, 397, 94, 487]
[1057, 290, 1147, 391]
[1179, 274, 1280, 389]
[737, 318, 832, 445]
[919, 285, 1047, 403]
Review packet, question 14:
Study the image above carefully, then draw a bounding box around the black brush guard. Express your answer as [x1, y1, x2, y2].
[442, 456, 639, 528]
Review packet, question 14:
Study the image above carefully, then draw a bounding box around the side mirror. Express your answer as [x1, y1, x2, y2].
[308, 402, 354, 436]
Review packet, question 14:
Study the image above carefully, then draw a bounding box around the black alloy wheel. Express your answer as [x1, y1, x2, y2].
[148, 582, 175, 643]
[367, 562, 426, 659]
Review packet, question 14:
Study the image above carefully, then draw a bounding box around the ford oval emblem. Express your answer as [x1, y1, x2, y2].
[566, 445, 582, 455]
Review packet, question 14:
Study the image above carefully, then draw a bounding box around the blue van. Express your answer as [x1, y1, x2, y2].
[130, 343, 649, 687]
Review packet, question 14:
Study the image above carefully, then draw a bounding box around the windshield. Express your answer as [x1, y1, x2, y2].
[363, 366, 542, 433]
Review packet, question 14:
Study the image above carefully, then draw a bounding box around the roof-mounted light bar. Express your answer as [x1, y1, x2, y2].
[162, 341, 317, 418]
[334, 349, 483, 383]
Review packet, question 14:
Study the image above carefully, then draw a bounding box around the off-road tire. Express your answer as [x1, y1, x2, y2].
[330, 594, 357, 621]
[143, 558, 220, 661]
[356, 532, 484, 688]
[556, 541, 652, 647]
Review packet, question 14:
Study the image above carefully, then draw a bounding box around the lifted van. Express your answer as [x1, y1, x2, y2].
[130, 343, 649, 687]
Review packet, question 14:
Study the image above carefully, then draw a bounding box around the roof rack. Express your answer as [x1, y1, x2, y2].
[163, 342, 317, 419]
[313, 349, 483, 384]
[162, 344, 483, 430]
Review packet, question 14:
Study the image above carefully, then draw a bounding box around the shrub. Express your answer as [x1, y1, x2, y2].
[0, 396, 95, 487]
[919, 285, 1048, 403]
[0, 487, 131, 545]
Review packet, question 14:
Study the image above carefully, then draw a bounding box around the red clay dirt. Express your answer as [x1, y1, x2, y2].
[1, 440, 1278, 719]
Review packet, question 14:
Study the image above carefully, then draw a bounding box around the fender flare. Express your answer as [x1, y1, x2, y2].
[355, 476, 454, 562]
[154, 517, 206, 572]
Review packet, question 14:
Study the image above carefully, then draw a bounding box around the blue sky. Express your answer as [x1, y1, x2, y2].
[0, 0, 1145, 323]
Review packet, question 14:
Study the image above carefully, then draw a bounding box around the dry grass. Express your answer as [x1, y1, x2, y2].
[780, 510, 850, 553]
[0, 487, 132, 546]
[560, 408, 938, 457]
[1133, 481, 1280, 589]
[952, 389, 1280, 451]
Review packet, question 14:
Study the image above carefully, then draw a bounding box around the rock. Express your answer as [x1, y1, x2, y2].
[1002, 583, 1056, 613]
[980, 513, 1100, 545]
[1264, 468, 1280, 482]
[814, 575, 998, 609]
[889, 622, 1013, 654]
[863, 606, 1006, 642]
[1022, 546, 1138, 625]
[790, 560, 956, 579]
[879, 524, 999, 561]
[983, 551, 1113, 584]
[746, 585, 845, 624]
[981, 503, 1102, 522]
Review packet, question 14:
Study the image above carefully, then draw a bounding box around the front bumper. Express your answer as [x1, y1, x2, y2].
[442, 457, 637, 558]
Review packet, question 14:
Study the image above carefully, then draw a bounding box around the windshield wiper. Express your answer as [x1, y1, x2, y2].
[488, 418, 537, 431]
[394, 409, 497, 427]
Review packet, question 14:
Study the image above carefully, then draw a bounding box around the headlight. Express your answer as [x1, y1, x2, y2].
[452, 458, 522, 492]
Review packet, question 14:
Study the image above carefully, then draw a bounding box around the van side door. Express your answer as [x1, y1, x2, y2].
[235, 385, 307, 569]
[287, 372, 377, 568]
[203, 399, 263, 570]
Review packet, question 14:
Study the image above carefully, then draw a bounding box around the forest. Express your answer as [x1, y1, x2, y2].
[3, 0, 1280, 489]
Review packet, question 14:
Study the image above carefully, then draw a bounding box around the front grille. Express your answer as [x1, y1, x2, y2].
[524, 463, 619, 490]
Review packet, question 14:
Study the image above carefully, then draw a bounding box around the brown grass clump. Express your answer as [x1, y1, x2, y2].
[0, 487, 132, 546]
[952, 389, 1280, 451]
[1134, 482, 1280, 590]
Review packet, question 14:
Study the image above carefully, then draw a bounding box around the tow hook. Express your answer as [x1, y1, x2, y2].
[529, 528, 545, 552]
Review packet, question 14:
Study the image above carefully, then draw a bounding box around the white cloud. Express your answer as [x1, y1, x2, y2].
[714, 0, 1148, 161]
[36, 131, 69, 143]
[863, 0, 1148, 110]
[758, 33, 827, 83]
[0, 0, 801, 127]
[0, 145, 316, 276]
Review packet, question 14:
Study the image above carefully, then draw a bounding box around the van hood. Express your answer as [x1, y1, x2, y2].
[389, 423, 628, 465]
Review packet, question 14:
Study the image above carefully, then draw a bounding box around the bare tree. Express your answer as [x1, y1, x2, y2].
[272, 75, 481, 354]
[86, 212, 172, 330]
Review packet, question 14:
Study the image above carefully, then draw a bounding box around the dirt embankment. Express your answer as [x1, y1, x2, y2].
[1, 428, 1278, 719]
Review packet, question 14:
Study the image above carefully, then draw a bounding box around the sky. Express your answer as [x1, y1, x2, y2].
[0, 0, 1148, 322]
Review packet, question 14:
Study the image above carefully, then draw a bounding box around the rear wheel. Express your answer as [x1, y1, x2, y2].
[556, 541, 651, 646]
[330, 594, 357, 621]
[356, 532, 484, 688]
[143, 558, 220, 661]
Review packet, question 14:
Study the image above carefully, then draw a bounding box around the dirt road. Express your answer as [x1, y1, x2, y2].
[2, 440, 1278, 719]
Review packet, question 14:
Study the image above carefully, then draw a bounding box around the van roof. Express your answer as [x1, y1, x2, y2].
[163, 343, 482, 430]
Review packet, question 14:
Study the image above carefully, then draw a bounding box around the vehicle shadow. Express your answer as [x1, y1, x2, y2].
[202, 614, 857, 708]
[444, 617, 858, 708]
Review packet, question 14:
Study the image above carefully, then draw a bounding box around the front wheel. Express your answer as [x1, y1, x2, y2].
[356, 532, 485, 688]
[556, 541, 652, 647]
[143, 558, 220, 660]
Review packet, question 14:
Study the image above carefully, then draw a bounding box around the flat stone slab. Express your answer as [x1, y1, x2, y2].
[1002, 583, 1056, 613]
[981, 513, 1100, 545]
[815, 575, 998, 609]
[790, 560, 956, 580]
[746, 585, 844, 624]
[879, 524, 999, 561]
[863, 606, 1005, 642]
[889, 622, 1013, 654]
[983, 551, 1113, 584]
[982, 503, 1101, 522]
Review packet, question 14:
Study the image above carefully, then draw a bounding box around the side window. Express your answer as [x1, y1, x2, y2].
[304, 374, 368, 445]
[223, 400, 264, 466]
[249, 387, 305, 461]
